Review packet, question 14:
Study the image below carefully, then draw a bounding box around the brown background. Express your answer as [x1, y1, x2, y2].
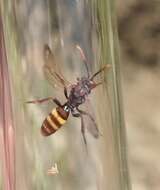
[117, 1, 160, 189]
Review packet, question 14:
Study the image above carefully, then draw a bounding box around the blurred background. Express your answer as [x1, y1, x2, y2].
[1, 0, 160, 190]
[117, 0, 160, 190]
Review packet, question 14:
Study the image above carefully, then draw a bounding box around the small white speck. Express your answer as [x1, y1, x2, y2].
[47, 163, 59, 176]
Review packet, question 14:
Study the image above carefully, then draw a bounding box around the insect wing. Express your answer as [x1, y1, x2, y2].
[43, 44, 70, 89]
[80, 99, 99, 138]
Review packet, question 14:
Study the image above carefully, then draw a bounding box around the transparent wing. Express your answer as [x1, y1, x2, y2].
[43, 44, 71, 89]
[79, 98, 100, 138]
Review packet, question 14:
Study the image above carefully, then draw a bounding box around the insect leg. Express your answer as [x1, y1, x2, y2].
[76, 45, 90, 78]
[26, 97, 54, 104]
[26, 97, 62, 107]
[64, 87, 69, 99]
[53, 99, 63, 107]
[71, 112, 81, 117]
[90, 65, 111, 80]
[77, 108, 95, 123]
[92, 81, 103, 89]
[71, 110, 87, 146]
[89, 81, 104, 90]
[76, 107, 99, 138]
[80, 115, 87, 146]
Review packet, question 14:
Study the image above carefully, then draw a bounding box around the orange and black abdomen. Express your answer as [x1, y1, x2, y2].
[41, 107, 69, 136]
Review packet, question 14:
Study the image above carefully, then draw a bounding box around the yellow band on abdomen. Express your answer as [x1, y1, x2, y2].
[52, 109, 66, 125]
[47, 116, 59, 130]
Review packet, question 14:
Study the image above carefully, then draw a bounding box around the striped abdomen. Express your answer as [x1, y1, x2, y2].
[41, 106, 69, 136]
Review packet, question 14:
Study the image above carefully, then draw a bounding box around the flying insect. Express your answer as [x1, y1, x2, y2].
[27, 44, 110, 145]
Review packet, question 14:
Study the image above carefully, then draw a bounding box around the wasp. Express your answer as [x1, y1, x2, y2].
[27, 44, 110, 145]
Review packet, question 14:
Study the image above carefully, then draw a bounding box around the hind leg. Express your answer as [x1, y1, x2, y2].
[26, 97, 62, 107]
[64, 87, 69, 99]
[71, 110, 87, 146]
[76, 107, 99, 138]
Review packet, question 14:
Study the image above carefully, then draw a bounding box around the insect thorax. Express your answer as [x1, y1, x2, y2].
[67, 79, 92, 109]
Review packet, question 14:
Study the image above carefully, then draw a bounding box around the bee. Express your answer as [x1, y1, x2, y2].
[27, 44, 110, 145]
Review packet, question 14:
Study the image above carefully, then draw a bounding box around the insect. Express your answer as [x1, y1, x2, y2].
[27, 44, 110, 145]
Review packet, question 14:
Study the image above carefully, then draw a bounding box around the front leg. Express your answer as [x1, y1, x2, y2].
[76, 45, 90, 78]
